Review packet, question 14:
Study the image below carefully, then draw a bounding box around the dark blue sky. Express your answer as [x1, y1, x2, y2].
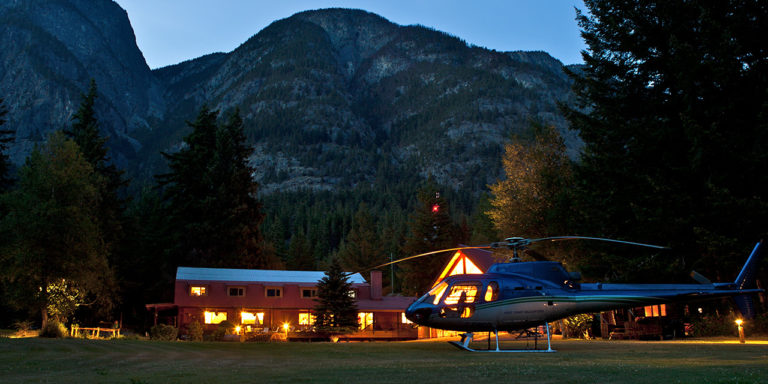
[117, 0, 587, 69]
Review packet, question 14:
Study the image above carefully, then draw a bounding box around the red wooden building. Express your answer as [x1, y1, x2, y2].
[148, 267, 418, 340]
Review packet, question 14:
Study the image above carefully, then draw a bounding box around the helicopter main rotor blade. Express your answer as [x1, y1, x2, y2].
[527, 236, 668, 249]
[361, 246, 492, 272]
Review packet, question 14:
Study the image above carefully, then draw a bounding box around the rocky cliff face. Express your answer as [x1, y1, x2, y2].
[0, 0, 164, 165]
[151, 8, 577, 193]
[1, 4, 576, 194]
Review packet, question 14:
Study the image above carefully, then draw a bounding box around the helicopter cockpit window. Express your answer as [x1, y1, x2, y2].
[429, 281, 449, 305]
[444, 284, 480, 305]
[484, 281, 499, 302]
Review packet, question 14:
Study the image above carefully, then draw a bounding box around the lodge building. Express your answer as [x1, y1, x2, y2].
[148, 267, 418, 340]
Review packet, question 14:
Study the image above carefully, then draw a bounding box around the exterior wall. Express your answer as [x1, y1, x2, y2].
[173, 277, 416, 339]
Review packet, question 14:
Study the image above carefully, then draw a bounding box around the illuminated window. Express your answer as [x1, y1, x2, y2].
[241, 311, 263, 325]
[643, 304, 667, 317]
[401, 313, 412, 324]
[266, 287, 282, 298]
[190, 286, 207, 296]
[358, 312, 373, 330]
[444, 284, 479, 305]
[228, 287, 244, 297]
[204, 311, 227, 324]
[435, 252, 485, 283]
[429, 281, 449, 305]
[348, 290, 357, 299]
[484, 282, 499, 302]
[302, 288, 318, 298]
[299, 313, 316, 325]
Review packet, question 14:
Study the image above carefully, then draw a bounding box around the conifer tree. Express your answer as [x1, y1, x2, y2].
[563, 0, 768, 280]
[159, 106, 265, 269]
[287, 230, 315, 270]
[65, 80, 128, 268]
[0, 98, 13, 193]
[314, 258, 358, 335]
[399, 179, 458, 295]
[337, 203, 385, 275]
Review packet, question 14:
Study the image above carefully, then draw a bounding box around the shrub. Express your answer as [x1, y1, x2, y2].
[149, 324, 178, 341]
[187, 321, 203, 342]
[209, 320, 236, 341]
[563, 314, 594, 339]
[40, 321, 67, 338]
[14, 320, 34, 337]
[689, 313, 738, 337]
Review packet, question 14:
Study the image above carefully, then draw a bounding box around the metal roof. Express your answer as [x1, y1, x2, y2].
[176, 267, 366, 284]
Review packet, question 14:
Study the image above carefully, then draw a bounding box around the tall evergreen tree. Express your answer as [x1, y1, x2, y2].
[287, 230, 315, 270]
[314, 258, 358, 335]
[399, 179, 458, 295]
[159, 106, 265, 269]
[337, 203, 385, 275]
[0, 132, 115, 326]
[65, 80, 128, 270]
[563, 0, 768, 281]
[0, 98, 13, 193]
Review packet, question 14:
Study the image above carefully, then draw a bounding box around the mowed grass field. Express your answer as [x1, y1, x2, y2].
[2, 336, 768, 384]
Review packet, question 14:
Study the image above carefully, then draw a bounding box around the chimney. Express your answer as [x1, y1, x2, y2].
[370, 270, 382, 300]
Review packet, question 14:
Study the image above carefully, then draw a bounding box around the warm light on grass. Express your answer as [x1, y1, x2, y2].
[3, 338, 768, 383]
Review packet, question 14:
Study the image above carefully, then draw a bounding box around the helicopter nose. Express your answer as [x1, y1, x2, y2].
[405, 305, 432, 324]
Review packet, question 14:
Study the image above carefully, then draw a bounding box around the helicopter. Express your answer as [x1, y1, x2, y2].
[381, 237, 765, 352]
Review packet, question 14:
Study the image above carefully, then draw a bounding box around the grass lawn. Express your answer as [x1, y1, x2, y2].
[1, 336, 767, 383]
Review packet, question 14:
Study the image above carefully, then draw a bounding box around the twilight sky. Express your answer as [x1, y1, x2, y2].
[115, 0, 588, 69]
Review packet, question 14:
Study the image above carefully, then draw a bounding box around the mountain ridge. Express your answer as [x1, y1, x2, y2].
[1, 2, 578, 196]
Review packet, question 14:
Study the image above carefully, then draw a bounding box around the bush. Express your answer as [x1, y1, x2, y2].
[562, 314, 594, 339]
[689, 312, 739, 337]
[14, 320, 34, 337]
[187, 321, 203, 342]
[40, 321, 67, 338]
[150, 324, 178, 341]
[209, 320, 236, 341]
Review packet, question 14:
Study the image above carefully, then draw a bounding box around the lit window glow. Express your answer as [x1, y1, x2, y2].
[444, 284, 479, 305]
[484, 282, 498, 302]
[299, 313, 316, 325]
[358, 312, 373, 330]
[643, 304, 667, 317]
[190, 286, 206, 296]
[241, 311, 263, 325]
[429, 281, 449, 305]
[204, 311, 227, 324]
[401, 313, 412, 324]
[434, 252, 484, 286]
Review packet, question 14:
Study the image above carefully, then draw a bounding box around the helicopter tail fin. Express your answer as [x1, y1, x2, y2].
[732, 241, 763, 319]
[733, 294, 757, 319]
[734, 241, 763, 289]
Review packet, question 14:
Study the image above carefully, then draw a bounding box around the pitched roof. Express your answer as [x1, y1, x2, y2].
[176, 267, 367, 285]
[459, 247, 497, 271]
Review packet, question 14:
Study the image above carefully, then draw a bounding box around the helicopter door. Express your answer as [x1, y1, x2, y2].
[442, 283, 480, 318]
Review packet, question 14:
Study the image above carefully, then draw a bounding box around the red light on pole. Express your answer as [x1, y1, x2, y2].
[432, 204, 439, 213]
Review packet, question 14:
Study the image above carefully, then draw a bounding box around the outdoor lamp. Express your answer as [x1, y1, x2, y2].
[735, 319, 745, 344]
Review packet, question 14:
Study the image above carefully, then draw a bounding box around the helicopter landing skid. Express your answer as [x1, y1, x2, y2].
[449, 323, 556, 353]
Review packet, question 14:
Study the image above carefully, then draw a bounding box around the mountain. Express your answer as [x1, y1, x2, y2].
[0, 0, 164, 165]
[1, 3, 577, 196]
